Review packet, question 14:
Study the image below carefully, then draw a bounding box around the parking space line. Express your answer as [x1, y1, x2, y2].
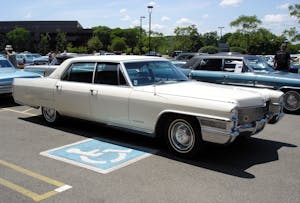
[0, 159, 72, 202]
[0, 108, 37, 116]
[22, 108, 34, 113]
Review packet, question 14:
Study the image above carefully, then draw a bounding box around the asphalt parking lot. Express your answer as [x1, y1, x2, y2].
[0, 96, 300, 203]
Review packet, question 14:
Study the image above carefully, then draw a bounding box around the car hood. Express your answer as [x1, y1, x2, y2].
[136, 81, 267, 107]
[0, 68, 41, 82]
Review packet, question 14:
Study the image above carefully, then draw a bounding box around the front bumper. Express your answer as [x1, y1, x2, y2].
[199, 117, 267, 145]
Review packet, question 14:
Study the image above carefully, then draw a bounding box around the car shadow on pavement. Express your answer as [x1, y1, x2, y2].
[20, 116, 297, 179]
[0, 95, 19, 108]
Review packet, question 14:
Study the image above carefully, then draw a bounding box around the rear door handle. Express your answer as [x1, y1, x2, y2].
[56, 85, 62, 90]
[90, 89, 98, 96]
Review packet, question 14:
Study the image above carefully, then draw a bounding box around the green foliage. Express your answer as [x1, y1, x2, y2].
[174, 25, 201, 52]
[93, 26, 112, 50]
[287, 43, 300, 54]
[289, 4, 300, 23]
[229, 47, 246, 53]
[67, 43, 87, 53]
[199, 46, 219, 54]
[285, 4, 300, 42]
[56, 32, 67, 52]
[38, 33, 50, 55]
[201, 31, 218, 47]
[230, 15, 262, 33]
[111, 37, 127, 52]
[6, 28, 30, 51]
[87, 36, 103, 53]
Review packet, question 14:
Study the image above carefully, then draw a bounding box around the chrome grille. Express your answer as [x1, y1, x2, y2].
[238, 106, 268, 125]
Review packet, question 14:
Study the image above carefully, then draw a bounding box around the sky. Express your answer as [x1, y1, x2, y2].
[0, 0, 299, 36]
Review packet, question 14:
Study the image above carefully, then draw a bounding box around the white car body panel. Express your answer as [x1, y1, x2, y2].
[13, 55, 284, 145]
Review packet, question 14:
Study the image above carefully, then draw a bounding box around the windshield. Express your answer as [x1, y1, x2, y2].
[124, 61, 188, 86]
[244, 56, 274, 72]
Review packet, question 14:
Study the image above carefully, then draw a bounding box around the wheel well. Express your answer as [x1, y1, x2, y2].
[280, 88, 300, 94]
[155, 112, 199, 138]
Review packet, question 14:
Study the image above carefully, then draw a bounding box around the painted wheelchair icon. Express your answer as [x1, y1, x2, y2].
[41, 138, 154, 174]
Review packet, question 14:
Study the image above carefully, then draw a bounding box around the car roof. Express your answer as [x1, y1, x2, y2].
[66, 55, 167, 63]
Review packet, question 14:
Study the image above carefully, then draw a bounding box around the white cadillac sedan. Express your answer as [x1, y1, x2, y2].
[13, 55, 284, 157]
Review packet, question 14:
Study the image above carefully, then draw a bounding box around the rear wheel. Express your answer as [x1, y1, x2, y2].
[164, 115, 203, 158]
[41, 107, 60, 123]
[283, 90, 300, 113]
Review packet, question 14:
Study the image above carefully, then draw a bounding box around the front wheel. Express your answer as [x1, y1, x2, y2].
[41, 107, 60, 123]
[164, 116, 203, 158]
[283, 90, 300, 113]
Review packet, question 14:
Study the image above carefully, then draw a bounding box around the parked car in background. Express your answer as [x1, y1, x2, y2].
[16, 52, 41, 68]
[0, 56, 41, 94]
[13, 55, 283, 157]
[180, 54, 300, 113]
[145, 51, 162, 57]
[174, 52, 206, 61]
[33, 56, 49, 65]
[172, 52, 207, 68]
[168, 50, 183, 58]
[24, 53, 86, 76]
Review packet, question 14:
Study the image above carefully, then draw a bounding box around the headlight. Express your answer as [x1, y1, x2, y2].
[228, 108, 238, 131]
[230, 108, 238, 121]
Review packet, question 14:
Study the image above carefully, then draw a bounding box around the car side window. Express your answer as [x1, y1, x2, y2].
[196, 59, 222, 71]
[62, 62, 95, 83]
[224, 59, 243, 72]
[94, 63, 127, 86]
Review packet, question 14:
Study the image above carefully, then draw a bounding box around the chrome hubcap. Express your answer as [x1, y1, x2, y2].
[169, 120, 194, 153]
[43, 107, 56, 122]
[284, 91, 300, 111]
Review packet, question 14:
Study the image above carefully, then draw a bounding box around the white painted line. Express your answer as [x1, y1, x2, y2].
[55, 185, 72, 193]
[22, 108, 34, 113]
[2, 108, 37, 116]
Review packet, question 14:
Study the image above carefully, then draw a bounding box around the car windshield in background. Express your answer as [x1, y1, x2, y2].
[124, 61, 188, 86]
[244, 56, 274, 72]
[0, 59, 13, 68]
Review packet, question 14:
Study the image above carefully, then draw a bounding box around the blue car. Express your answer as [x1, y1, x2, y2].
[180, 54, 300, 113]
[0, 56, 42, 94]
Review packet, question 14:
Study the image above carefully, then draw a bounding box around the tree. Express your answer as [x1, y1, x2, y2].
[289, 3, 300, 23]
[87, 36, 103, 53]
[38, 33, 50, 55]
[123, 28, 139, 53]
[173, 25, 201, 52]
[199, 45, 219, 54]
[55, 32, 67, 52]
[200, 31, 218, 47]
[6, 28, 31, 51]
[110, 37, 127, 52]
[93, 26, 112, 51]
[284, 4, 300, 42]
[230, 15, 262, 33]
[230, 15, 262, 52]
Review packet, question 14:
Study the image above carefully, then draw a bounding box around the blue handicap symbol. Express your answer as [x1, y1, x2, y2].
[42, 138, 153, 173]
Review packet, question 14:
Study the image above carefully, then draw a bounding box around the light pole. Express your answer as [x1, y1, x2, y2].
[147, 5, 153, 52]
[139, 16, 145, 54]
[218, 26, 224, 41]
